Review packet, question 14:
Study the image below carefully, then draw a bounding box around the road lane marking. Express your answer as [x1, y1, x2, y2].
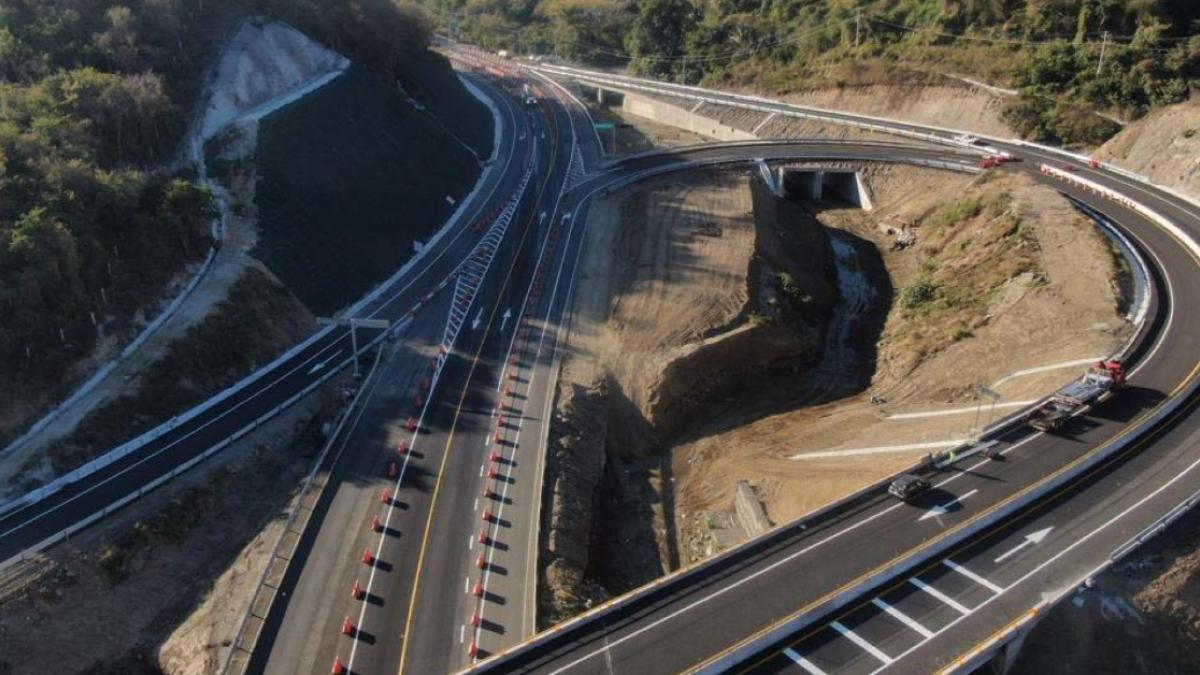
[993, 526, 1054, 564]
[398, 87, 566, 675]
[919, 489, 979, 522]
[791, 440, 968, 460]
[783, 648, 827, 675]
[541, 435, 1039, 675]
[884, 401, 1034, 420]
[909, 578, 970, 615]
[871, 598, 934, 639]
[942, 560, 1003, 594]
[831, 621, 892, 664]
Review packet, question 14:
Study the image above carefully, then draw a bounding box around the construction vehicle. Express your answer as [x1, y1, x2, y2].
[1023, 360, 1126, 432]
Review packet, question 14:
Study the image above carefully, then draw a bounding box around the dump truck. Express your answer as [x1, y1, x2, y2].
[1023, 360, 1126, 432]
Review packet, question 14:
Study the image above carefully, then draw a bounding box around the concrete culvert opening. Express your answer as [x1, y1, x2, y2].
[781, 167, 874, 210]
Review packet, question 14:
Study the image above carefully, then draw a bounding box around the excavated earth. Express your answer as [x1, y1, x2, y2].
[538, 157, 1130, 624]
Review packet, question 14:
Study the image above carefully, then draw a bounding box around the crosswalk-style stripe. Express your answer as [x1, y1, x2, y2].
[871, 598, 935, 639]
[943, 559, 1004, 594]
[909, 578, 971, 614]
[782, 647, 828, 675]
[831, 621, 893, 664]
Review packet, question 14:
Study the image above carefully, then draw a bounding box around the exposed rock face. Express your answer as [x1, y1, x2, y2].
[1098, 97, 1200, 201]
[540, 379, 611, 624]
[200, 20, 349, 141]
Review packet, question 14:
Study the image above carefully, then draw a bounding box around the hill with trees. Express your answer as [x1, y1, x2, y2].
[0, 0, 434, 446]
[430, 0, 1197, 144]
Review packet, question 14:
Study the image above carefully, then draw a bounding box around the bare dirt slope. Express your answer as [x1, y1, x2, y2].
[1010, 503, 1200, 675]
[672, 168, 1128, 557]
[1098, 96, 1200, 200]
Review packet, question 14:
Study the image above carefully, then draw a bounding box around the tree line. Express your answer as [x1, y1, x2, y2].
[0, 0, 431, 437]
[431, 0, 1198, 145]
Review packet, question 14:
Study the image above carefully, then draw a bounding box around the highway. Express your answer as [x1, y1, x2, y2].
[5, 46, 1200, 675]
[247, 58, 602, 675]
[457, 69, 1200, 674]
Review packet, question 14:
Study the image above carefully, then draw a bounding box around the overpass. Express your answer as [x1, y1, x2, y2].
[452, 63, 1200, 675]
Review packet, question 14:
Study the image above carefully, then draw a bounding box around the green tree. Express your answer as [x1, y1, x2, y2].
[627, 0, 698, 79]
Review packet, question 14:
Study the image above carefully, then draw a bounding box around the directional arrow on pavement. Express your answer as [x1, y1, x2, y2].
[307, 350, 343, 376]
[472, 309, 483, 331]
[919, 489, 978, 522]
[993, 527, 1054, 563]
[500, 308, 512, 332]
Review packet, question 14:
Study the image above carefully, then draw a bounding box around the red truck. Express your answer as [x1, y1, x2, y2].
[1023, 360, 1126, 432]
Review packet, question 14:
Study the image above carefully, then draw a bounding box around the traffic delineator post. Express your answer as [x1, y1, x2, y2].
[478, 529, 489, 544]
[332, 658, 347, 674]
[379, 489, 392, 504]
[468, 641, 479, 658]
[404, 417, 418, 431]
[472, 580, 484, 597]
[387, 461, 399, 479]
[482, 510, 495, 522]
[487, 468, 500, 479]
[397, 440, 409, 454]
[489, 451, 501, 463]
[471, 610, 482, 627]
[476, 553, 487, 569]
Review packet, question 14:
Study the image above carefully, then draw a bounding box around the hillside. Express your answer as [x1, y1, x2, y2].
[0, 0, 474, 452]
[435, 0, 1197, 145]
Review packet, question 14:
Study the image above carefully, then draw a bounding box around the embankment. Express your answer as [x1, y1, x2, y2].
[538, 170, 840, 622]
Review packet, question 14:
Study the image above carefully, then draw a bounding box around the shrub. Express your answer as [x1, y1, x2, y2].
[901, 278, 938, 310]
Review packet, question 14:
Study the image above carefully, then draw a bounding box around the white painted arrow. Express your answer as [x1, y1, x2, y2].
[307, 350, 343, 376]
[993, 527, 1054, 563]
[919, 489, 978, 522]
[539, 211, 547, 224]
[500, 308, 512, 332]
[472, 309, 483, 331]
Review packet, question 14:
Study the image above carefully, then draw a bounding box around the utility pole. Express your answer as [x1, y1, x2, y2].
[1096, 31, 1109, 77]
[316, 317, 391, 378]
[855, 9, 862, 48]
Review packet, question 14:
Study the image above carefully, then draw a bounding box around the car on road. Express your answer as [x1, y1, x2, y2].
[888, 474, 932, 501]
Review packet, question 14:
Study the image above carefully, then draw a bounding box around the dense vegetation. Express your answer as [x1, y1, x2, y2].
[0, 0, 431, 443]
[433, 0, 1198, 144]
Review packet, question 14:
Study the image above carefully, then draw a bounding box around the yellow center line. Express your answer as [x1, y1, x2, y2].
[397, 94, 562, 675]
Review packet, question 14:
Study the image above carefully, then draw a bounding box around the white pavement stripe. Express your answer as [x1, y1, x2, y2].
[943, 559, 1004, 594]
[909, 578, 971, 615]
[918, 489, 979, 522]
[831, 621, 893, 664]
[783, 648, 828, 675]
[884, 401, 1035, 420]
[871, 598, 934, 639]
[791, 440, 969, 460]
[991, 357, 1105, 387]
